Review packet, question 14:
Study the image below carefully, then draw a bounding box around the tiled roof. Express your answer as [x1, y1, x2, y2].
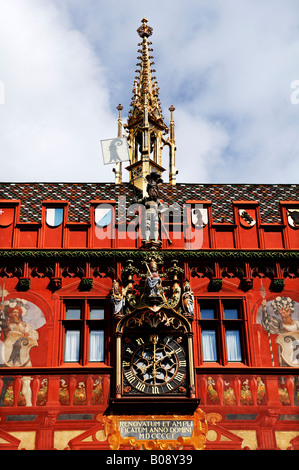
[0, 182, 297, 224]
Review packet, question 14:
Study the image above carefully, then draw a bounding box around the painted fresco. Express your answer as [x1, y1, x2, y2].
[257, 296, 299, 367]
[0, 297, 46, 367]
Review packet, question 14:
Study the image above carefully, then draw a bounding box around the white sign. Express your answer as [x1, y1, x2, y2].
[101, 137, 130, 165]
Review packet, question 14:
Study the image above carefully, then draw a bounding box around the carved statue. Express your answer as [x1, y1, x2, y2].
[139, 172, 166, 244]
[111, 280, 125, 316]
[146, 259, 162, 298]
[182, 281, 194, 317]
[118, 257, 196, 320]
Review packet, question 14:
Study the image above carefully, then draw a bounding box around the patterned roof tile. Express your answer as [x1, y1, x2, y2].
[0, 182, 297, 224]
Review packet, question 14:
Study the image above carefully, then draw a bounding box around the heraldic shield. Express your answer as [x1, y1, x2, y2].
[2, 330, 38, 367]
[276, 331, 299, 367]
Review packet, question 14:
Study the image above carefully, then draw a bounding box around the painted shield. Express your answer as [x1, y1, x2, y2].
[191, 208, 208, 228]
[95, 205, 112, 228]
[0, 208, 14, 227]
[276, 331, 299, 367]
[46, 208, 64, 227]
[239, 209, 256, 228]
[287, 209, 299, 228]
[2, 331, 38, 367]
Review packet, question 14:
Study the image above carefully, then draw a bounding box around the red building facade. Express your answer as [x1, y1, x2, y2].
[0, 19, 298, 451]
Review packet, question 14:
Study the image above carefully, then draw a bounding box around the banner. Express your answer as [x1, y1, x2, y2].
[101, 138, 130, 165]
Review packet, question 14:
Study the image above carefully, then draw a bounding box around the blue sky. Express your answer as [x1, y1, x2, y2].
[0, 0, 299, 184]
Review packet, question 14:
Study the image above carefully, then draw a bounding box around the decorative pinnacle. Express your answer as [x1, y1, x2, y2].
[127, 18, 167, 132]
[137, 18, 153, 38]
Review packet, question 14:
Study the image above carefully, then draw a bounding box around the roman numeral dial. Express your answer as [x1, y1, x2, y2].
[122, 334, 187, 395]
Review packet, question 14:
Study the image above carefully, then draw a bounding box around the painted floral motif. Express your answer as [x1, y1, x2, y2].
[240, 378, 266, 405]
[36, 379, 48, 406]
[90, 377, 103, 405]
[3, 382, 14, 406]
[73, 382, 87, 405]
[59, 379, 70, 405]
[59, 376, 104, 406]
[207, 376, 266, 405]
[277, 377, 299, 406]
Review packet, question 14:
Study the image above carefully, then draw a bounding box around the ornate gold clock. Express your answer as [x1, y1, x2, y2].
[113, 256, 197, 407]
[122, 333, 188, 396]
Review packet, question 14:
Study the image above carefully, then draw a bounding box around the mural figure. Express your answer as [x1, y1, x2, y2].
[0, 297, 46, 367]
[257, 296, 299, 367]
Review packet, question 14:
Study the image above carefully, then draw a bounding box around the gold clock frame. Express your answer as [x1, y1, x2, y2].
[115, 306, 196, 399]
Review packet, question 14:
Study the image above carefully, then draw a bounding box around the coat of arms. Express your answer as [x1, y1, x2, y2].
[287, 209, 299, 228]
[239, 209, 256, 228]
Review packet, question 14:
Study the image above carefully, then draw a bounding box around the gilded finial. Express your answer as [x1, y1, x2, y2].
[137, 18, 153, 38]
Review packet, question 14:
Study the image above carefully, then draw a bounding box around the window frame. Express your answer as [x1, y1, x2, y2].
[198, 297, 248, 366]
[61, 298, 107, 366]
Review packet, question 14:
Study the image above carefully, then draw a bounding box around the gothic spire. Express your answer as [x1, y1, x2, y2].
[124, 18, 177, 193]
[127, 18, 166, 130]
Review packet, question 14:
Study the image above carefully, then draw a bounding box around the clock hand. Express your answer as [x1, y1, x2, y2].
[153, 341, 157, 384]
[166, 350, 175, 358]
[136, 360, 153, 375]
[153, 349, 175, 367]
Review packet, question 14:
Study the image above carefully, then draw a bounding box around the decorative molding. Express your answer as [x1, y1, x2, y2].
[0, 249, 298, 261]
[209, 278, 222, 291]
[79, 277, 93, 290]
[16, 277, 31, 291]
[270, 278, 285, 292]
[49, 277, 62, 290]
[241, 277, 253, 291]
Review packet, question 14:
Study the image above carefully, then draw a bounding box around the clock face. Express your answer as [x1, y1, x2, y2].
[122, 333, 187, 395]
